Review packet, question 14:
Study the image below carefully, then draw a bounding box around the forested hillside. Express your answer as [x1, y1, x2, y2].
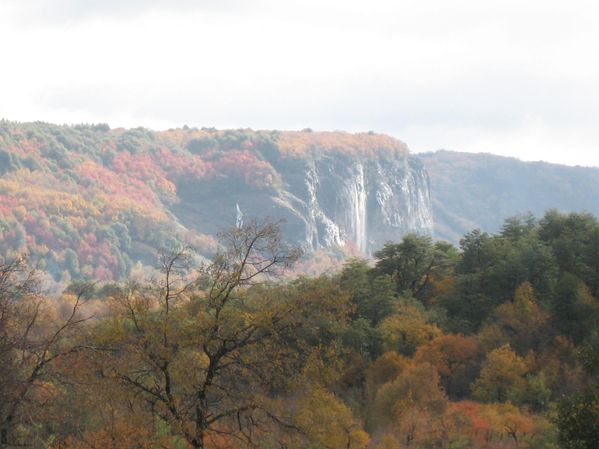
[2, 211, 598, 449]
[421, 150, 599, 243]
[0, 121, 432, 283]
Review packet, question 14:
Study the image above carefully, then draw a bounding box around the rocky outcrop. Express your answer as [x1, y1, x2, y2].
[175, 148, 433, 255]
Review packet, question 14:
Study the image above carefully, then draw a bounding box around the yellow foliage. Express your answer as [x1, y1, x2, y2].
[370, 361, 447, 429]
[366, 351, 410, 390]
[293, 385, 369, 449]
[278, 130, 409, 158]
[472, 344, 528, 403]
[378, 304, 442, 355]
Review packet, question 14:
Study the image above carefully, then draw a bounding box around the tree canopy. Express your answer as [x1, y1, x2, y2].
[1, 212, 599, 449]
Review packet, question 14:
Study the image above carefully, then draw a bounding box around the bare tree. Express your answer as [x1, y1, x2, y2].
[0, 257, 91, 449]
[98, 220, 343, 449]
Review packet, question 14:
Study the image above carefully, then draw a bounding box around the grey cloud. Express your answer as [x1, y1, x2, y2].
[37, 69, 599, 135]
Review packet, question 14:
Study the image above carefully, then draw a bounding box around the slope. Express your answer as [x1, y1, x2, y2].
[420, 150, 599, 243]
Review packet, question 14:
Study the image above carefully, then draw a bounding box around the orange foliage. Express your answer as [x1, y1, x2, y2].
[0, 123, 413, 281]
[415, 334, 478, 378]
[278, 131, 409, 158]
[208, 150, 279, 189]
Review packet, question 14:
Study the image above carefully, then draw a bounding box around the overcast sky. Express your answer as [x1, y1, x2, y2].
[2, 0, 599, 166]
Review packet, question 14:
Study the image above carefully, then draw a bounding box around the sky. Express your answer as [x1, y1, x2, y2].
[2, 0, 599, 166]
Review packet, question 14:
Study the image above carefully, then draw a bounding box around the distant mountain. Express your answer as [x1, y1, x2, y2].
[0, 122, 432, 281]
[420, 150, 599, 243]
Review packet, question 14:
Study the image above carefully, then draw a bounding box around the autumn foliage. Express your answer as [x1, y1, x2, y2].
[0, 123, 412, 282]
[1, 121, 599, 449]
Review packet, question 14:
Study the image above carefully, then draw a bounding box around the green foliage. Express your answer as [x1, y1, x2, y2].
[372, 234, 457, 302]
[523, 373, 552, 412]
[478, 282, 551, 356]
[557, 389, 599, 449]
[551, 273, 599, 344]
[342, 318, 383, 359]
[555, 328, 599, 449]
[339, 258, 396, 325]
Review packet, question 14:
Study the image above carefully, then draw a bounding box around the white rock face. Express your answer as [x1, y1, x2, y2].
[345, 163, 368, 253]
[179, 151, 433, 256]
[235, 203, 243, 228]
[280, 153, 433, 254]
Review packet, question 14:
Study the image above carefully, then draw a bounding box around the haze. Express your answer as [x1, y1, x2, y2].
[2, 0, 599, 166]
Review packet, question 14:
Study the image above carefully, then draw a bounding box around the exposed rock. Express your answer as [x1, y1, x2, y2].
[175, 147, 433, 255]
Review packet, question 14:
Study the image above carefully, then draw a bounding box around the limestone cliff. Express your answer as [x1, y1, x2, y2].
[174, 131, 433, 255]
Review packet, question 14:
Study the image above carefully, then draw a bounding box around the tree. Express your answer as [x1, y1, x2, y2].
[270, 385, 369, 449]
[539, 210, 598, 279]
[366, 351, 410, 393]
[339, 258, 395, 325]
[478, 282, 550, 356]
[414, 333, 479, 399]
[369, 362, 448, 446]
[94, 220, 349, 449]
[372, 235, 456, 302]
[0, 257, 90, 448]
[377, 300, 442, 356]
[582, 227, 599, 298]
[500, 213, 537, 242]
[338, 259, 396, 359]
[551, 273, 599, 343]
[556, 332, 599, 449]
[472, 344, 528, 403]
[557, 391, 599, 449]
[445, 220, 558, 332]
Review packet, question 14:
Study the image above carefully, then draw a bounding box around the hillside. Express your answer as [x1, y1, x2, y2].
[0, 121, 432, 282]
[420, 150, 599, 243]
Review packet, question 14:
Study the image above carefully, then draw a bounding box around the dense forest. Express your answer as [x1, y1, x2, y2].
[0, 121, 412, 283]
[2, 210, 598, 449]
